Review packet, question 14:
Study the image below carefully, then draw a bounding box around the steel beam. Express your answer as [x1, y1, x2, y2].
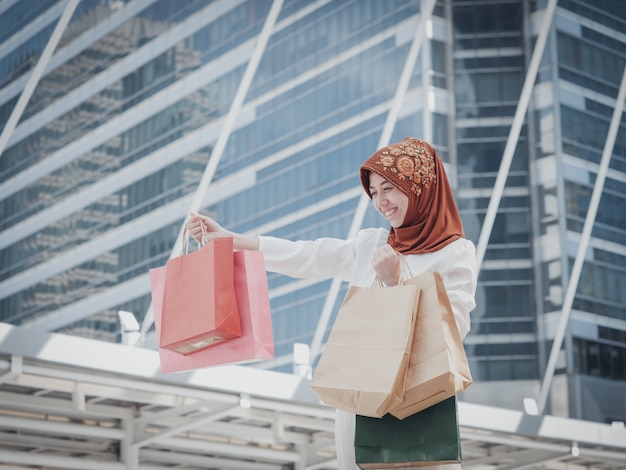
[140, 0, 284, 338]
[537, 64, 626, 414]
[475, 0, 558, 269]
[310, 0, 437, 360]
[0, 0, 80, 159]
[0, 451, 124, 470]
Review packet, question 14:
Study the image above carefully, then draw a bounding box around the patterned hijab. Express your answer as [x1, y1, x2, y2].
[359, 137, 464, 254]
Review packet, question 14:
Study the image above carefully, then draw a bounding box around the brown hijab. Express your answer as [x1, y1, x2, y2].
[359, 137, 464, 254]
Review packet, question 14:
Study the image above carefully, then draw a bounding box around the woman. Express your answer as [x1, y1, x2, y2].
[187, 137, 477, 469]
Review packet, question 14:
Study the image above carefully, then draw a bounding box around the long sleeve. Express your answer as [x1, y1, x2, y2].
[435, 239, 477, 339]
[258, 228, 389, 284]
[259, 231, 476, 337]
[258, 235, 357, 282]
[402, 239, 477, 339]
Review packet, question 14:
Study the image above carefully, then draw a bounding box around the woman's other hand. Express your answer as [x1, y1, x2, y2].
[371, 244, 401, 286]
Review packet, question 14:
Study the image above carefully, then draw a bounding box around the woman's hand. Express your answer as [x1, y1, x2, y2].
[186, 211, 228, 244]
[185, 212, 260, 250]
[371, 244, 401, 286]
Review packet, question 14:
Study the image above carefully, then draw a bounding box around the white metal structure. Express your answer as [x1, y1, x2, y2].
[0, 0, 80, 159]
[1, 322, 625, 469]
[474, 0, 558, 270]
[309, 0, 436, 362]
[140, 0, 285, 342]
[536, 65, 626, 415]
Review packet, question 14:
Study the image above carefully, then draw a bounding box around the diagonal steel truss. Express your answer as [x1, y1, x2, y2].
[139, 0, 285, 340]
[537, 64, 626, 414]
[0, 0, 80, 159]
[309, 0, 437, 361]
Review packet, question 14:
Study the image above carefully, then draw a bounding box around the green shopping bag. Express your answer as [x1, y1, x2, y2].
[355, 396, 461, 468]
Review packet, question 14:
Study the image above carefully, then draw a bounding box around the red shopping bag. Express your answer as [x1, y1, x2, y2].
[150, 249, 274, 373]
[159, 237, 242, 355]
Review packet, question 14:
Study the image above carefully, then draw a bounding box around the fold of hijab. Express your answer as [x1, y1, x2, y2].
[359, 137, 464, 254]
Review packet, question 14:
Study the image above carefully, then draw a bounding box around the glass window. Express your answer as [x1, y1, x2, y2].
[559, 0, 626, 37]
[558, 31, 626, 97]
[574, 337, 626, 380]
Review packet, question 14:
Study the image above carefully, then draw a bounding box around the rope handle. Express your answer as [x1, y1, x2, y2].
[181, 220, 209, 254]
[373, 251, 413, 287]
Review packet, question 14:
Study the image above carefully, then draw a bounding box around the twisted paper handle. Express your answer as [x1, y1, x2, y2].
[181, 220, 209, 254]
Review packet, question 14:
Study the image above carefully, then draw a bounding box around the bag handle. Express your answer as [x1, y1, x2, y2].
[181, 222, 209, 254]
[373, 252, 413, 287]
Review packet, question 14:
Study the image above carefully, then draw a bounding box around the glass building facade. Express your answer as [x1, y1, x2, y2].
[0, 0, 624, 425]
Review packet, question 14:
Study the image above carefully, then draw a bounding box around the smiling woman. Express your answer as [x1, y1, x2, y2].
[359, 137, 465, 256]
[368, 173, 409, 228]
[186, 137, 478, 469]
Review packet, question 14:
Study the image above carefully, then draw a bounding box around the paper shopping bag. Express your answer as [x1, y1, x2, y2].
[309, 283, 420, 418]
[389, 271, 472, 419]
[150, 250, 274, 373]
[355, 396, 462, 468]
[159, 237, 242, 355]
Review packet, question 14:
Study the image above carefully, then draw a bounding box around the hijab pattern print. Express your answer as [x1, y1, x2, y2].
[375, 138, 436, 197]
[360, 137, 465, 255]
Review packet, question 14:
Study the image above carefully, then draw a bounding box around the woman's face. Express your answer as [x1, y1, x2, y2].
[368, 172, 409, 228]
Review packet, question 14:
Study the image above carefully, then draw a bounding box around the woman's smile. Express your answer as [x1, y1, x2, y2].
[383, 207, 397, 218]
[368, 172, 409, 228]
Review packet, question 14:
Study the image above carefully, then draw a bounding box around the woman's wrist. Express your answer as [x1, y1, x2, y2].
[232, 233, 260, 251]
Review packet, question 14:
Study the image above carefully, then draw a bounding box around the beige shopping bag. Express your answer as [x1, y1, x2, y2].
[390, 270, 473, 419]
[310, 282, 420, 418]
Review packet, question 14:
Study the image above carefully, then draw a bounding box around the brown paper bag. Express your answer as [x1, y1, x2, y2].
[390, 271, 473, 419]
[310, 283, 420, 418]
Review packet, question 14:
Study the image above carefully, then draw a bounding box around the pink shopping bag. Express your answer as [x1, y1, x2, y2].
[159, 237, 242, 355]
[150, 249, 274, 373]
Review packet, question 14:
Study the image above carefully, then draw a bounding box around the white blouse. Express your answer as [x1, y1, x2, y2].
[258, 228, 477, 469]
[259, 228, 476, 338]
